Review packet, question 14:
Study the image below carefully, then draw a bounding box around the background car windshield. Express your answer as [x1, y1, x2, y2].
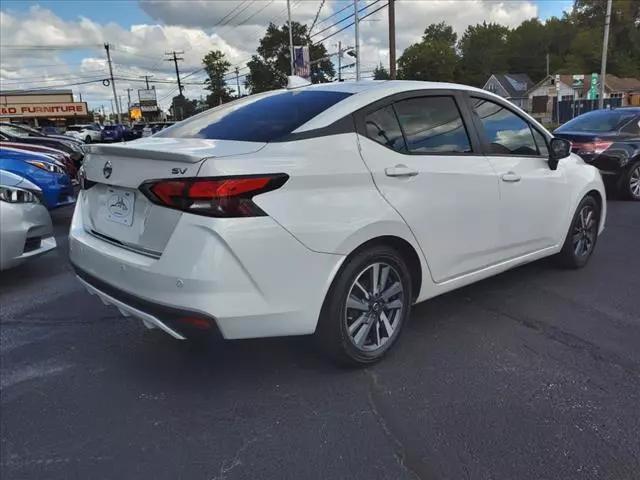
[157, 90, 352, 142]
[559, 110, 637, 132]
[0, 125, 30, 137]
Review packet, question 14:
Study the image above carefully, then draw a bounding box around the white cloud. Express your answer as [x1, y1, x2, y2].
[1, 1, 539, 112]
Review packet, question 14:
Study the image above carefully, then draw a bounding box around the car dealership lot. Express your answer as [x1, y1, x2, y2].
[1, 201, 639, 480]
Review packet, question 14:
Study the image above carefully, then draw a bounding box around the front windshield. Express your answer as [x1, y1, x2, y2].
[559, 110, 637, 133]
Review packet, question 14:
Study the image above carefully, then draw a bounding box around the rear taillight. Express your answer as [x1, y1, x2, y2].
[571, 140, 613, 155]
[139, 174, 288, 217]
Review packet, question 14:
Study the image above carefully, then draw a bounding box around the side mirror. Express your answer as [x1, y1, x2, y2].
[548, 137, 571, 170]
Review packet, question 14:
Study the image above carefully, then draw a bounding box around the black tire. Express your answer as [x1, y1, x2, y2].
[85, 135, 92, 144]
[620, 161, 640, 201]
[557, 195, 600, 269]
[315, 245, 412, 366]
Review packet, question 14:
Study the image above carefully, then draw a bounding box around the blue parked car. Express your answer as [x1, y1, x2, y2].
[0, 147, 74, 209]
[101, 124, 133, 142]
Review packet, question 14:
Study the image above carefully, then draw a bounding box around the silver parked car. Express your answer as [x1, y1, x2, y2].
[0, 170, 56, 270]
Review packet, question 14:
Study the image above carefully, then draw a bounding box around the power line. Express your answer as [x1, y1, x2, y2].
[0, 72, 107, 85]
[0, 44, 104, 50]
[310, 0, 326, 34]
[221, 0, 256, 26]
[310, 0, 381, 40]
[213, 0, 249, 28]
[313, 1, 388, 46]
[235, 0, 274, 27]
[2, 78, 108, 93]
[313, 2, 354, 30]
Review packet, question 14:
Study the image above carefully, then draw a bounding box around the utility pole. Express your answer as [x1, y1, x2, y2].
[235, 67, 241, 98]
[109, 99, 114, 121]
[119, 96, 125, 123]
[546, 52, 549, 77]
[354, 0, 360, 81]
[104, 43, 121, 123]
[126, 88, 133, 110]
[338, 41, 342, 82]
[140, 75, 153, 90]
[388, 0, 396, 79]
[287, 0, 295, 75]
[599, 0, 612, 109]
[165, 51, 184, 96]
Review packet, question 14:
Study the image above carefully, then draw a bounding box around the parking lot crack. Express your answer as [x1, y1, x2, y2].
[210, 435, 259, 480]
[365, 369, 435, 480]
[471, 300, 640, 382]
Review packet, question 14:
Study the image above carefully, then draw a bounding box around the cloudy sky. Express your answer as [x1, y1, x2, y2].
[0, 0, 572, 113]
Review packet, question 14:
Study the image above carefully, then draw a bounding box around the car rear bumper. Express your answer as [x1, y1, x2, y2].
[69, 192, 345, 340]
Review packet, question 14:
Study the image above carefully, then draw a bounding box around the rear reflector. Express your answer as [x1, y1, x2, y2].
[178, 317, 212, 330]
[139, 174, 288, 217]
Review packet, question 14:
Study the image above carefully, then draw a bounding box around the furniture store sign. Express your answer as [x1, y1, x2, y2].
[0, 102, 88, 117]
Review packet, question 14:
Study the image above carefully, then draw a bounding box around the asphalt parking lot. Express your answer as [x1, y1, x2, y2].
[1, 200, 639, 480]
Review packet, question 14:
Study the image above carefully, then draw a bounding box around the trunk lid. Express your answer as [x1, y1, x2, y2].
[81, 138, 266, 256]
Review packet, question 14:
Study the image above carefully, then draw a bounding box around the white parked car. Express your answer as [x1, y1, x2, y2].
[65, 124, 102, 143]
[69, 80, 606, 365]
[0, 170, 56, 270]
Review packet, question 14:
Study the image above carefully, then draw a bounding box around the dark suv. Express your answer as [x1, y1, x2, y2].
[554, 107, 640, 200]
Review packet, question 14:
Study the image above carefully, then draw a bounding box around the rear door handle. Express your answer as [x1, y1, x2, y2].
[385, 165, 419, 178]
[501, 172, 521, 183]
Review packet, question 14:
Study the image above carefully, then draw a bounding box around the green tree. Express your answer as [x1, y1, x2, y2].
[202, 50, 232, 107]
[246, 22, 334, 93]
[458, 22, 510, 86]
[543, 15, 580, 74]
[506, 18, 550, 81]
[373, 63, 390, 80]
[570, 0, 640, 77]
[397, 22, 458, 82]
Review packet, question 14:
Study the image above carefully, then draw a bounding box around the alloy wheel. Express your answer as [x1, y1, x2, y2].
[630, 165, 640, 199]
[344, 262, 404, 352]
[572, 205, 597, 257]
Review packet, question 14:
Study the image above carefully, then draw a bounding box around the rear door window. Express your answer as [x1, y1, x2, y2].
[472, 98, 539, 156]
[364, 105, 406, 152]
[157, 90, 352, 142]
[393, 96, 472, 154]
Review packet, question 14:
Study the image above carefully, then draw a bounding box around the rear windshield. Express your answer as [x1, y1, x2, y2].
[157, 90, 352, 142]
[103, 126, 118, 131]
[558, 110, 638, 133]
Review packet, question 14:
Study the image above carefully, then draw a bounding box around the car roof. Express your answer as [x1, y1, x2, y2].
[289, 80, 492, 132]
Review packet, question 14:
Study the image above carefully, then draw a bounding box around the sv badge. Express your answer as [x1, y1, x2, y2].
[171, 168, 187, 175]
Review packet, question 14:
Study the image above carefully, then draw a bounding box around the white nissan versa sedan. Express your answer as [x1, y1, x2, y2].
[69, 80, 606, 365]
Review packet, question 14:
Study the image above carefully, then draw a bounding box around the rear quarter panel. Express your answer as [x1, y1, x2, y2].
[197, 132, 421, 256]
